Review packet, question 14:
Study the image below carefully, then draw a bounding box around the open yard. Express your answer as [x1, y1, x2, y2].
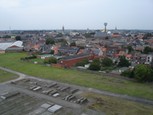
[0, 53, 153, 100]
[84, 93, 153, 115]
[0, 69, 18, 83]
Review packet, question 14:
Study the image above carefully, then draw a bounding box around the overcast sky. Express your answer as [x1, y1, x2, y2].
[0, 0, 153, 30]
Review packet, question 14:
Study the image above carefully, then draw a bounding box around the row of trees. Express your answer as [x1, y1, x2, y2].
[143, 46, 153, 54]
[142, 33, 153, 39]
[76, 56, 131, 71]
[20, 55, 37, 60]
[121, 64, 153, 82]
[0, 35, 22, 40]
[124, 45, 153, 55]
[76, 57, 153, 82]
[45, 37, 69, 47]
[76, 57, 114, 71]
[126, 46, 153, 54]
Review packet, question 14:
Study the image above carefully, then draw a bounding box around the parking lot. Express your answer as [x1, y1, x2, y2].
[0, 77, 104, 115]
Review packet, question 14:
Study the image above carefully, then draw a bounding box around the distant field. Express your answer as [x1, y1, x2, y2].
[0, 69, 18, 83]
[0, 53, 153, 100]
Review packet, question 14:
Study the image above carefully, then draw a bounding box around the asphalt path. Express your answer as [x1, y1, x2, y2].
[1, 66, 153, 106]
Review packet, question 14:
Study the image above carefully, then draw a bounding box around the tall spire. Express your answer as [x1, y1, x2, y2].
[104, 22, 108, 33]
[62, 26, 64, 33]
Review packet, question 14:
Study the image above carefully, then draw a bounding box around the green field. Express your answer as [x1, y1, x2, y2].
[0, 69, 18, 83]
[0, 53, 153, 100]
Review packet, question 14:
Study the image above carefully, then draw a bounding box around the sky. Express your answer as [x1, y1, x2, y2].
[0, 0, 153, 30]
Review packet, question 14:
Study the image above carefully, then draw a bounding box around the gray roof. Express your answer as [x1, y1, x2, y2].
[94, 31, 107, 38]
[61, 53, 91, 60]
[0, 43, 11, 50]
[0, 41, 23, 50]
[47, 104, 62, 113]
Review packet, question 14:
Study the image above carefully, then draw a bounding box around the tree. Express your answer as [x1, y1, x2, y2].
[101, 57, 113, 67]
[89, 59, 101, 71]
[89, 63, 101, 71]
[84, 33, 92, 38]
[50, 50, 54, 54]
[92, 59, 100, 63]
[143, 33, 152, 39]
[15, 36, 21, 41]
[121, 69, 134, 78]
[118, 56, 131, 67]
[60, 39, 68, 46]
[44, 57, 57, 64]
[46, 38, 55, 45]
[127, 46, 134, 53]
[3, 35, 11, 38]
[56, 33, 63, 37]
[143, 46, 153, 54]
[134, 64, 153, 82]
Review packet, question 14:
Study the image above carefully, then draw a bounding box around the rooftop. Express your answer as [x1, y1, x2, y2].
[0, 41, 23, 50]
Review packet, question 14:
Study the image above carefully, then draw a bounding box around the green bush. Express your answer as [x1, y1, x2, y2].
[121, 64, 153, 82]
[118, 56, 131, 67]
[20, 55, 37, 60]
[121, 69, 134, 78]
[89, 59, 101, 71]
[89, 63, 101, 71]
[134, 64, 153, 82]
[101, 57, 113, 67]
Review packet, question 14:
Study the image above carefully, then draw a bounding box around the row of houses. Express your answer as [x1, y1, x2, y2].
[1, 30, 153, 69]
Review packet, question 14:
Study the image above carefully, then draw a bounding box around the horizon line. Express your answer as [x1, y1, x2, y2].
[0, 28, 153, 31]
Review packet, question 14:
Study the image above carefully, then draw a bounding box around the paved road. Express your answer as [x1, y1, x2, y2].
[0, 66, 26, 84]
[1, 66, 153, 106]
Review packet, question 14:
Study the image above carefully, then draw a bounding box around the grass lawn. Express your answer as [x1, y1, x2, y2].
[28, 58, 44, 64]
[0, 69, 18, 83]
[0, 53, 153, 100]
[84, 93, 153, 115]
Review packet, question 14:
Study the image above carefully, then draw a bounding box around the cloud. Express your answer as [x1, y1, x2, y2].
[0, 0, 21, 9]
[0, 0, 153, 30]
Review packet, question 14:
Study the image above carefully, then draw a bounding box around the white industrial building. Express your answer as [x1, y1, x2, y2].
[0, 41, 23, 53]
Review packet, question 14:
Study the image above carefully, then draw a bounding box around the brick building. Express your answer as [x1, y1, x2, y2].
[60, 54, 95, 68]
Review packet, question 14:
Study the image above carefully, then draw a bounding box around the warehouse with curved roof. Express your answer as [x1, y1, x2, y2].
[0, 41, 23, 53]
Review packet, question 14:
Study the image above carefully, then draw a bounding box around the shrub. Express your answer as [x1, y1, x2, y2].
[101, 57, 113, 67]
[134, 64, 153, 82]
[89, 59, 101, 71]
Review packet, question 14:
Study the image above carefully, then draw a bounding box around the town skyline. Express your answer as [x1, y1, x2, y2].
[1, 10, 153, 114]
[0, 0, 153, 30]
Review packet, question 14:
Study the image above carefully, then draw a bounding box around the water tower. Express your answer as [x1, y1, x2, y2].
[104, 22, 108, 32]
